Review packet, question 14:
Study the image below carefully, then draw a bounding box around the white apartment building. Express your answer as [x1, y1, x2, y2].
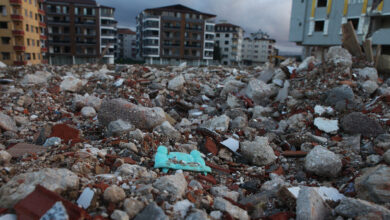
[241, 30, 276, 65]
[99, 5, 117, 64]
[215, 23, 243, 66]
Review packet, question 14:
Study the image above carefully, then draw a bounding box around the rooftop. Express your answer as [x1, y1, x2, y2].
[144, 4, 216, 18]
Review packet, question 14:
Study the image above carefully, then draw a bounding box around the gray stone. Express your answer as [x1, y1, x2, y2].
[339, 134, 361, 153]
[231, 116, 248, 129]
[383, 150, 390, 165]
[60, 76, 86, 92]
[21, 71, 51, 86]
[0, 150, 11, 165]
[275, 80, 289, 103]
[108, 119, 134, 136]
[168, 75, 185, 91]
[173, 199, 194, 218]
[116, 164, 156, 179]
[355, 165, 390, 204]
[220, 79, 246, 97]
[226, 94, 242, 108]
[98, 99, 166, 130]
[335, 197, 390, 219]
[375, 134, 390, 150]
[326, 46, 352, 68]
[252, 106, 273, 119]
[304, 146, 342, 177]
[111, 210, 129, 220]
[361, 80, 378, 95]
[81, 106, 96, 118]
[185, 209, 209, 220]
[73, 94, 102, 110]
[153, 121, 181, 141]
[366, 154, 382, 166]
[103, 185, 126, 203]
[258, 69, 274, 83]
[213, 197, 249, 220]
[153, 172, 187, 201]
[244, 79, 273, 105]
[211, 185, 240, 202]
[241, 136, 277, 166]
[357, 67, 378, 81]
[296, 187, 331, 220]
[0, 168, 79, 208]
[260, 173, 289, 194]
[0, 112, 17, 132]
[134, 202, 168, 220]
[124, 198, 145, 219]
[297, 56, 316, 73]
[202, 115, 230, 132]
[129, 129, 144, 143]
[341, 112, 384, 137]
[325, 85, 355, 107]
[43, 137, 62, 147]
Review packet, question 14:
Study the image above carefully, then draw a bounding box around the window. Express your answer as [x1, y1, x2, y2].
[75, 7, 79, 15]
[317, 0, 327, 7]
[2, 52, 10, 60]
[224, 41, 229, 45]
[26, 24, 29, 31]
[32, 53, 36, 60]
[24, 9, 27, 16]
[30, 11, 32, 18]
[36, 27, 39, 33]
[25, 53, 31, 60]
[1, 37, 10, 44]
[27, 39, 30, 46]
[225, 33, 229, 37]
[224, 48, 228, 52]
[348, 18, 359, 30]
[32, 39, 35, 46]
[1, 6, 7, 16]
[0, 22, 7, 29]
[314, 20, 325, 32]
[37, 40, 40, 46]
[29, 0, 31, 4]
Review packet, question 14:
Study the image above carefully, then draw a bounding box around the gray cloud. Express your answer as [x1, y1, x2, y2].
[97, 0, 301, 54]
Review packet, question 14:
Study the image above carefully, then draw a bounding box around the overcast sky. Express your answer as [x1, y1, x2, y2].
[96, 0, 302, 55]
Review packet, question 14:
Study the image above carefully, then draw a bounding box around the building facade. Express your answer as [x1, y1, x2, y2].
[215, 23, 243, 66]
[116, 28, 136, 59]
[44, 0, 100, 65]
[289, 0, 390, 57]
[0, 0, 46, 66]
[241, 30, 276, 65]
[99, 5, 116, 64]
[136, 4, 216, 66]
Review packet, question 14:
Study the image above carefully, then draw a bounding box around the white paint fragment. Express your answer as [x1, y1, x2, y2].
[220, 138, 240, 152]
[77, 187, 94, 209]
[314, 117, 339, 133]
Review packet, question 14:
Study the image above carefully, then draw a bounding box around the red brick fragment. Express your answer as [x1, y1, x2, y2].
[186, 192, 197, 203]
[123, 157, 136, 164]
[331, 135, 342, 142]
[205, 161, 231, 173]
[281, 151, 307, 157]
[14, 185, 90, 220]
[94, 182, 110, 192]
[205, 137, 219, 155]
[50, 123, 80, 143]
[6, 143, 47, 158]
[272, 166, 284, 176]
[197, 174, 217, 185]
[266, 212, 295, 220]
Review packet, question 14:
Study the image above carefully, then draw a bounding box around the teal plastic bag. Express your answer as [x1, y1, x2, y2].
[154, 146, 212, 175]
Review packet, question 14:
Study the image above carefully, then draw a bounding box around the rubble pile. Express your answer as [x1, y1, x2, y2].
[0, 46, 389, 219]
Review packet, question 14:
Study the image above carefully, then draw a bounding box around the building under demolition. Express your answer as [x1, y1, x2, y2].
[289, 0, 390, 71]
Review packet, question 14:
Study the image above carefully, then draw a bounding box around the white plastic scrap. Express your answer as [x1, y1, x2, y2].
[114, 78, 124, 87]
[314, 105, 334, 116]
[77, 187, 94, 209]
[220, 138, 240, 152]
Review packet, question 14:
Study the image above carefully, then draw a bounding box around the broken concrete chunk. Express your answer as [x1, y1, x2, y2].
[355, 164, 390, 204]
[241, 136, 277, 166]
[213, 197, 249, 220]
[60, 76, 86, 92]
[244, 79, 272, 105]
[0, 112, 17, 132]
[304, 146, 342, 177]
[103, 185, 126, 203]
[314, 117, 339, 134]
[335, 197, 390, 219]
[341, 112, 384, 137]
[296, 187, 331, 220]
[152, 172, 187, 201]
[134, 202, 168, 220]
[168, 74, 185, 91]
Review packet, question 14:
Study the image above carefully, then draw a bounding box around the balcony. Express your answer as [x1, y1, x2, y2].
[39, 22, 46, 27]
[14, 45, 26, 51]
[40, 34, 47, 40]
[41, 47, 48, 52]
[38, 9, 45, 15]
[11, 14, 23, 21]
[14, 61, 27, 65]
[12, 30, 24, 36]
[9, 0, 22, 5]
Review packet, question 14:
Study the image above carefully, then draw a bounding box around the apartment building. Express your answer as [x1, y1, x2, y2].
[0, 0, 46, 66]
[136, 4, 216, 66]
[44, 0, 100, 65]
[215, 23, 243, 66]
[289, 0, 390, 57]
[241, 30, 276, 65]
[99, 5, 116, 64]
[116, 28, 136, 59]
